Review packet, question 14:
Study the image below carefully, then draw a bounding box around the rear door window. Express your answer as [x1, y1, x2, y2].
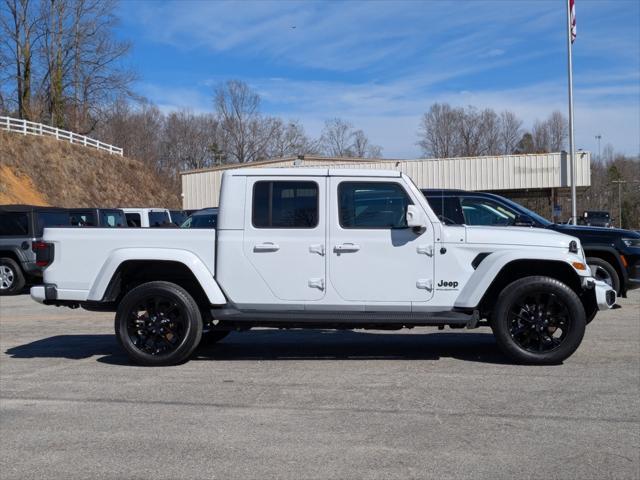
[148, 211, 171, 227]
[126, 213, 141, 227]
[0, 212, 30, 235]
[101, 210, 126, 227]
[69, 211, 96, 227]
[252, 181, 319, 228]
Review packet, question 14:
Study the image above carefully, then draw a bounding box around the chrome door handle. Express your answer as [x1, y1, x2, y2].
[254, 242, 280, 252]
[334, 243, 360, 253]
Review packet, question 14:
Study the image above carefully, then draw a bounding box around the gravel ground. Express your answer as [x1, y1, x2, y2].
[1, 291, 639, 480]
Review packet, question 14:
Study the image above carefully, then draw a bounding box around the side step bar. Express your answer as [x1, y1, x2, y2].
[212, 308, 480, 328]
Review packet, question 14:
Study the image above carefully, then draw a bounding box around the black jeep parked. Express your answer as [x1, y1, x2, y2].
[422, 190, 640, 297]
[0, 205, 126, 295]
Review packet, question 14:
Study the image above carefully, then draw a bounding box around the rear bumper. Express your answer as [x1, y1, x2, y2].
[30, 284, 57, 303]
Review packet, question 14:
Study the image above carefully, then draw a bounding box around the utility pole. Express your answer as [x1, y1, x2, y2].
[566, 0, 578, 225]
[595, 135, 601, 161]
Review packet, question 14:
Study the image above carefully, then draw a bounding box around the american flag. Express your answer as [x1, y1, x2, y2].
[570, 0, 577, 43]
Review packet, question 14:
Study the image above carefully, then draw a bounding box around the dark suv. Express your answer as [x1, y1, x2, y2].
[422, 190, 640, 297]
[0, 205, 126, 295]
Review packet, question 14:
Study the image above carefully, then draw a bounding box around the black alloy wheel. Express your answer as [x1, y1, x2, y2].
[491, 276, 586, 365]
[115, 281, 202, 366]
[508, 292, 570, 353]
[126, 295, 187, 356]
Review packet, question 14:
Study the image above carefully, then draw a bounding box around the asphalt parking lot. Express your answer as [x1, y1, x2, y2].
[1, 292, 639, 480]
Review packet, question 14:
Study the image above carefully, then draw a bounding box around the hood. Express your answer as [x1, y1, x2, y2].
[465, 226, 578, 248]
[552, 224, 640, 239]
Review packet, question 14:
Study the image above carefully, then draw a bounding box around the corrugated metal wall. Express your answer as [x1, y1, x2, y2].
[181, 152, 591, 209]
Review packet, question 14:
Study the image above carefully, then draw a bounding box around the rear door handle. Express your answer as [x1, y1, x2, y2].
[254, 242, 280, 252]
[334, 243, 360, 253]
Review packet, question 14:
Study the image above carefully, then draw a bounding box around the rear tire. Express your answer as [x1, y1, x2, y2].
[491, 276, 586, 365]
[586, 257, 620, 294]
[115, 281, 202, 366]
[0, 258, 25, 296]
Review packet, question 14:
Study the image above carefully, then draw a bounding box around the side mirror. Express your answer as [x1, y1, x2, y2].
[406, 205, 427, 230]
[515, 214, 534, 227]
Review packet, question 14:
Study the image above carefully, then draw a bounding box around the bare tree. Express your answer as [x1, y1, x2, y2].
[458, 106, 485, 156]
[532, 119, 551, 153]
[478, 108, 501, 155]
[1, 0, 40, 119]
[266, 118, 316, 158]
[417, 103, 461, 158]
[352, 129, 382, 158]
[161, 110, 221, 173]
[319, 118, 381, 158]
[320, 118, 354, 157]
[546, 110, 568, 152]
[499, 110, 522, 154]
[214, 79, 277, 163]
[38, 0, 134, 131]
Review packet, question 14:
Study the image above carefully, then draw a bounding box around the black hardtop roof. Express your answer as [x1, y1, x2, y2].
[0, 204, 68, 213]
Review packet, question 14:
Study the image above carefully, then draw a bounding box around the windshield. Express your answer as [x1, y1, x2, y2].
[181, 211, 217, 229]
[170, 210, 187, 225]
[493, 196, 553, 226]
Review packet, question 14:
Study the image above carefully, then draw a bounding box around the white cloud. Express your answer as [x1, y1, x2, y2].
[126, 1, 640, 157]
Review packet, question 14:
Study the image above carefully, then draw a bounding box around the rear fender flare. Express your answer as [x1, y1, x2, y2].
[87, 248, 226, 305]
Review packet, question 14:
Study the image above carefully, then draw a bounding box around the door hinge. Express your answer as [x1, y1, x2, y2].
[417, 245, 434, 256]
[308, 278, 325, 290]
[309, 244, 325, 256]
[416, 279, 433, 291]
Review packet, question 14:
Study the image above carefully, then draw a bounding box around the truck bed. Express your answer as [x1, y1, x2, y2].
[39, 227, 216, 301]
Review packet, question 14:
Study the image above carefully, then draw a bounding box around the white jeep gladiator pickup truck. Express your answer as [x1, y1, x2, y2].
[31, 168, 616, 366]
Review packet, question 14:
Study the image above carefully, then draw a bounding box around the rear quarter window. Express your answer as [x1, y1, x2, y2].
[0, 212, 30, 236]
[36, 211, 72, 235]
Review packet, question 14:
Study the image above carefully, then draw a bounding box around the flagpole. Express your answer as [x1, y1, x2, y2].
[566, 0, 578, 225]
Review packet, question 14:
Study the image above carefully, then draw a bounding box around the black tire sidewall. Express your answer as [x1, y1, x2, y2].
[586, 257, 621, 294]
[115, 281, 203, 366]
[0, 257, 26, 295]
[492, 276, 586, 365]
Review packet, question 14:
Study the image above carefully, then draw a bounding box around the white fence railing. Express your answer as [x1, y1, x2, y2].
[0, 115, 123, 156]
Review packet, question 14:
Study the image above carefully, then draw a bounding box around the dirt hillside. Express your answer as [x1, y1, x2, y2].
[0, 131, 179, 208]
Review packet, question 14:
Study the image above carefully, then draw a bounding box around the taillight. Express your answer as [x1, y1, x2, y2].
[32, 241, 54, 267]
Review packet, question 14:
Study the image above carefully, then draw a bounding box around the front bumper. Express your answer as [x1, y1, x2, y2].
[582, 277, 617, 310]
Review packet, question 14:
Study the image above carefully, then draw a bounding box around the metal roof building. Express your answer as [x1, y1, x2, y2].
[180, 152, 591, 212]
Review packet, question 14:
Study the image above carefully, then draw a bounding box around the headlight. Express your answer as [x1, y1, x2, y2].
[622, 238, 640, 248]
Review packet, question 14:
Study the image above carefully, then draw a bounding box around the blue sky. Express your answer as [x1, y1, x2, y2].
[116, 0, 640, 158]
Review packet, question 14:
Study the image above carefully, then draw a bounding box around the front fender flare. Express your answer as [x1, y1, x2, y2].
[454, 250, 586, 309]
[87, 248, 226, 305]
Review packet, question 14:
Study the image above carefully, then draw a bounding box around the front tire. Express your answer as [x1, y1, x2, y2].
[491, 276, 586, 365]
[0, 258, 25, 296]
[115, 281, 203, 366]
[586, 257, 620, 294]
